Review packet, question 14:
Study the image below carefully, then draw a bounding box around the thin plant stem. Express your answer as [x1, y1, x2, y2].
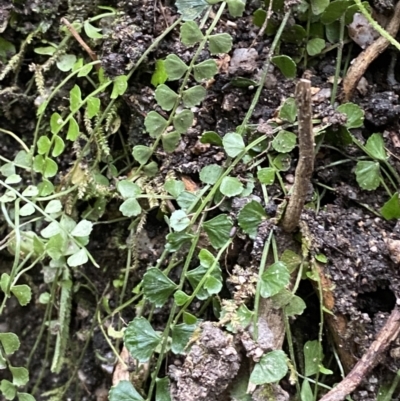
[253, 230, 274, 340]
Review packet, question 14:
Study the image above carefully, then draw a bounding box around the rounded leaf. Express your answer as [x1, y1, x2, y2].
[250, 350, 288, 385]
[155, 84, 179, 111]
[182, 85, 207, 107]
[220, 176, 243, 197]
[173, 109, 194, 134]
[272, 130, 297, 153]
[223, 132, 245, 157]
[271, 55, 296, 79]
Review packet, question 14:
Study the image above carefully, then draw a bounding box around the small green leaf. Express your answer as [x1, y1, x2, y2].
[166, 232, 193, 252]
[165, 54, 188, 80]
[145, 111, 168, 138]
[133, 145, 152, 165]
[205, 275, 223, 294]
[40, 221, 60, 238]
[174, 290, 190, 306]
[34, 46, 56, 55]
[0, 332, 20, 355]
[238, 200, 267, 239]
[16, 392, 36, 401]
[260, 261, 290, 298]
[315, 253, 328, 263]
[38, 179, 54, 196]
[199, 164, 224, 185]
[71, 220, 93, 237]
[301, 380, 314, 401]
[43, 157, 58, 178]
[223, 132, 245, 157]
[193, 59, 218, 82]
[285, 295, 306, 316]
[45, 200, 62, 214]
[257, 168, 275, 185]
[273, 153, 291, 171]
[200, 131, 223, 146]
[175, 0, 209, 20]
[162, 131, 181, 153]
[69, 84, 82, 111]
[37, 136, 51, 155]
[182, 85, 207, 107]
[155, 84, 179, 111]
[304, 340, 322, 376]
[50, 112, 63, 135]
[186, 264, 222, 300]
[170, 210, 190, 231]
[271, 55, 296, 79]
[164, 179, 185, 198]
[87, 97, 101, 118]
[365, 133, 387, 161]
[111, 75, 128, 99]
[151, 59, 168, 87]
[5, 174, 21, 184]
[56, 54, 76, 71]
[83, 21, 103, 38]
[208, 33, 233, 54]
[10, 366, 29, 386]
[336, 102, 364, 129]
[19, 204, 35, 217]
[120, 198, 142, 217]
[67, 248, 88, 267]
[281, 249, 302, 272]
[0, 163, 15, 177]
[173, 110, 194, 133]
[118, 180, 141, 199]
[199, 248, 216, 267]
[67, 117, 80, 141]
[355, 161, 380, 190]
[77, 63, 93, 77]
[381, 192, 400, 220]
[227, 0, 246, 17]
[0, 379, 16, 400]
[310, 0, 329, 14]
[171, 323, 197, 354]
[250, 350, 288, 384]
[177, 191, 199, 211]
[52, 136, 65, 157]
[307, 38, 325, 55]
[124, 317, 161, 362]
[180, 21, 204, 46]
[272, 130, 297, 153]
[203, 214, 232, 249]
[109, 380, 145, 401]
[279, 98, 297, 123]
[22, 185, 39, 197]
[156, 377, 172, 401]
[321, 0, 351, 24]
[143, 268, 177, 307]
[220, 176, 243, 197]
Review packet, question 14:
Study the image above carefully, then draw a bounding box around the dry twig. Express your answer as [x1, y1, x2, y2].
[342, 1, 400, 101]
[61, 18, 99, 70]
[281, 79, 315, 233]
[319, 308, 400, 401]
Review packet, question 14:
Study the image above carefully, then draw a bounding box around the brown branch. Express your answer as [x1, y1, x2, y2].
[319, 308, 400, 401]
[281, 79, 315, 233]
[342, 1, 400, 101]
[61, 18, 99, 71]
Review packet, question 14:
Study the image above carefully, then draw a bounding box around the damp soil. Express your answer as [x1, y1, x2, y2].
[1, 0, 400, 400]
